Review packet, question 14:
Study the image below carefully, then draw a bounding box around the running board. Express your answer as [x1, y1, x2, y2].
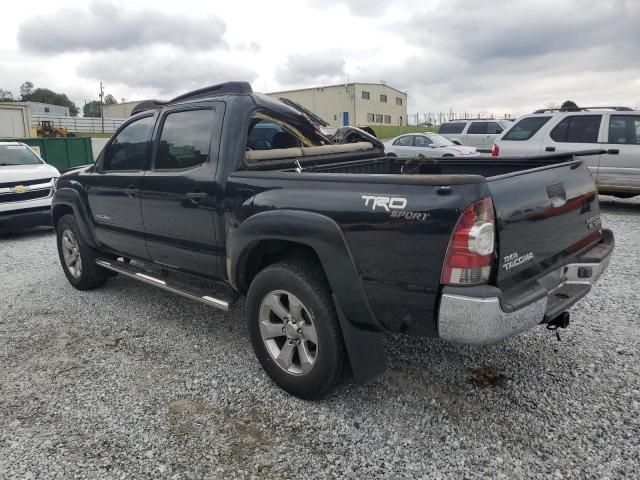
[95, 258, 232, 311]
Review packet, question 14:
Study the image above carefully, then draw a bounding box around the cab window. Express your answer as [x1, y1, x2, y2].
[414, 136, 433, 147]
[502, 116, 551, 141]
[247, 118, 302, 151]
[104, 116, 155, 171]
[550, 115, 601, 143]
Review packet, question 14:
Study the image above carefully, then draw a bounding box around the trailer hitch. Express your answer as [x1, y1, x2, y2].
[546, 312, 570, 341]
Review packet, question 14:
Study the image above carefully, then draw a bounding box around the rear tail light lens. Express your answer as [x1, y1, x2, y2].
[491, 144, 500, 156]
[441, 197, 496, 285]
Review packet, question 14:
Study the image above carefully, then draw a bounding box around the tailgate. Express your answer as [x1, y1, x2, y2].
[489, 160, 602, 291]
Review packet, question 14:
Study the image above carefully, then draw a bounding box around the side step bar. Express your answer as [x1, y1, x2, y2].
[95, 258, 232, 311]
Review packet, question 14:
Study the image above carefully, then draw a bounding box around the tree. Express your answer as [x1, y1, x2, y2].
[20, 81, 34, 100]
[22, 87, 79, 116]
[104, 94, 117, 105]
[83, 100, 102, 118]
[561, 100, 579, 110]
[0, 89, 14, 101]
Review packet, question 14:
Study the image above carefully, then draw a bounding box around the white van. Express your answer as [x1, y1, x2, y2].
[438, 119, 514, 152]
[493, 107, 640, 198]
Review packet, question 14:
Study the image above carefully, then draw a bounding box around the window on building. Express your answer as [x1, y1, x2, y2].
[44, 107, 50, 113]
[550, 115, 602, 143]
[380, 94, 387, 103]
[367, 113, 375, 122]
[362, 91, 370, 100]
[608, 115, 640, 144]
[104, 115, 155, 171]
[396, 97, 403, 106]
[155, 109, 215, 170]
[375, 114, 383, 123]
[383, 115, 391, 124]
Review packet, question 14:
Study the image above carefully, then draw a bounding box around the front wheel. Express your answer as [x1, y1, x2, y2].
[246, 259, 346, 399]
[56, 214, 110, 290]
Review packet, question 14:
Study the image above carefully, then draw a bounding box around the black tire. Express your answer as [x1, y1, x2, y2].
[246, 259, 346, 399]
[56, 214, 110, 290]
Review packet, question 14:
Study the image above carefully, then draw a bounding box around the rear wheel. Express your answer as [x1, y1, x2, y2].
[56, 214, 110, 290]
[246, 259, 346, 399]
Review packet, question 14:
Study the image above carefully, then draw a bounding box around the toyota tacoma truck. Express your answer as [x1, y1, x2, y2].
[51, 82, 614, 399]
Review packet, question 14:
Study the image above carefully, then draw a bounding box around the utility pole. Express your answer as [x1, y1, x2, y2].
[99, 81, 105, 134]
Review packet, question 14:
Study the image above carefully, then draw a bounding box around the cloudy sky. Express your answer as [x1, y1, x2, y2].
[1, 0, 639, 118]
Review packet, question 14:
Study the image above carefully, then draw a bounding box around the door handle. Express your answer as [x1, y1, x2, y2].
[186, 189, 207, 204]
[545, 146, 556, 152]
[607, 148, 619, 155]
[124, 185, 139, 198]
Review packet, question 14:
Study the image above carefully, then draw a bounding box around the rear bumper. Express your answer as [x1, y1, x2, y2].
[0, 206, 52, 232]
[437, 229, 614, 345]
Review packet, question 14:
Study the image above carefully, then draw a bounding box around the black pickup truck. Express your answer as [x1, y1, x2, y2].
[52, 82, 613, 398]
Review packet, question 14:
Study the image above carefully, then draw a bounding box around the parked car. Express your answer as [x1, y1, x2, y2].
[52, 82, 613, 399]
[439, 119, 514, 152]
[0, 142, 59, 232]
[492, 107, 640, 198]
[384, 133, 480, 158]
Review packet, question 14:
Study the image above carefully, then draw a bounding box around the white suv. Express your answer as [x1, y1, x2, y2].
[0, 142, 60, 232]
[492, 107, 640, 198]
[438, 119, 514, 152]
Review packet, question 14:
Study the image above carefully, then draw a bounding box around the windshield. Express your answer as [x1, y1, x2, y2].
[0, 145, 42, 166]
[428, 134, 456, 147]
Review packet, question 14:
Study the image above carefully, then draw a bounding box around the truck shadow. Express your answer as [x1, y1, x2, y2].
[598, 195, 640, 213]
[0, 226, 54, 240]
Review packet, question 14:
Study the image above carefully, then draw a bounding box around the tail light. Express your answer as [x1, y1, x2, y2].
[441, 197, 496, 285]
[491, 144, 500, 156]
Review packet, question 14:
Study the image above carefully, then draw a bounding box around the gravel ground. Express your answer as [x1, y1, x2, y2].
[1, 196, 639, 480]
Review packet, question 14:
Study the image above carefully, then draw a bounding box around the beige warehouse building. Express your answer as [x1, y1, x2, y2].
[266, 83, 408, 128]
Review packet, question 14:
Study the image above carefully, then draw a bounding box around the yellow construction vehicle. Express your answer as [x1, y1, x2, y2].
[32, 120, 74, 138]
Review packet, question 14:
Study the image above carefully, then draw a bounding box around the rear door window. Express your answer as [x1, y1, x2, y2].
[608, 115, 640, 144]
[439, 122, 465, 134]
[467, 122, 488, 134]
[393, 136, 414, 146]
[414, 136, 433, 147]
[502, 116, 551, 141]
[155, 109, 215, 170]
[550, 115, 602, 143]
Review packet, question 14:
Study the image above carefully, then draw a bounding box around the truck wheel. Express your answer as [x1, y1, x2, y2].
[56, 214, 109, 290]
[246, 260, 346, 399]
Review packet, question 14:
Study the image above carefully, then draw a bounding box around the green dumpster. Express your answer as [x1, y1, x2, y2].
[0, 137, 94, 171]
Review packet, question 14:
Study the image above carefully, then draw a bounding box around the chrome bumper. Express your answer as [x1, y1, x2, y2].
[438, 231, 613, 345]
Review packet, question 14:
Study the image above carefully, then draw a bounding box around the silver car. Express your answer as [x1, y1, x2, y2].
[384, 133, 481, 158]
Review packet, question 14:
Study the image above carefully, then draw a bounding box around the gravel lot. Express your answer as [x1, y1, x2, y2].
[1, 196, 639, 480]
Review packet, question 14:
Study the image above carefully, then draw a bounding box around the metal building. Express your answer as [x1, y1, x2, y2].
[103, 101, 143, 118]
[0, 102, 32, 138]
[25, 102, 70, 117]
[266, 83, 408, 127]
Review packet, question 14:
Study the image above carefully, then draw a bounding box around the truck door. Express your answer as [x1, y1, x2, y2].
[84, 114, 155, 259]
[541, 114, 603, 178]
[140, 103, 224, 278]
[598, 113, 640, 194]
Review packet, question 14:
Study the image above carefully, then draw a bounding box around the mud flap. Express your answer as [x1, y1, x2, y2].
[332, 294, 386, 384]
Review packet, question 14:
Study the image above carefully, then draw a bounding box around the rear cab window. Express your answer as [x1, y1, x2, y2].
[439, 122, 466, 134]
[502, 116, 551, 141]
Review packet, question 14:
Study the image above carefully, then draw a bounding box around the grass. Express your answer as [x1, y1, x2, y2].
[370, 125, 437, 140]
